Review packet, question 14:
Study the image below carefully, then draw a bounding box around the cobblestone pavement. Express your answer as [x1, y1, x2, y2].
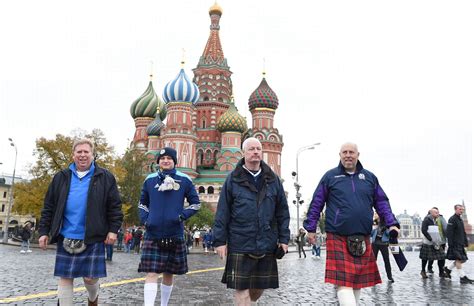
[0, 243, 473, 305]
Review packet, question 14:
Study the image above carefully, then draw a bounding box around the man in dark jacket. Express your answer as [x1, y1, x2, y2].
[38, 139, 123, 305]
[213, 137, 290, 305]
[444, 204, 473, 284]
[419, 207, 447, 279]
[304, 142, 399, 305]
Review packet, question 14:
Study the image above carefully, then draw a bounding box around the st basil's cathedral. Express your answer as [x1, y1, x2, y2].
[129, 3, 283, 210]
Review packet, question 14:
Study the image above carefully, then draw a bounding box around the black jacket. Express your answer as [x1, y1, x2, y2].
[213, 159, 290, 254]
[446, 214, 468, 247]
[38, 163, 123, 244]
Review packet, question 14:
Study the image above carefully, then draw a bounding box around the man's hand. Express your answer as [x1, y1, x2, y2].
[105, 232, 117, 245]
[307, 232, 316, 245]
[39, 235, 49, 250]
[216, 245, 227, 260]
[279, 243, 288, 253]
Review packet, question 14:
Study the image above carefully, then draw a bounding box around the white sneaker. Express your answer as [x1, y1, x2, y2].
[20, 250, 26, 253]
[317, 256, 321, 259]
[27, 250, 32, 253]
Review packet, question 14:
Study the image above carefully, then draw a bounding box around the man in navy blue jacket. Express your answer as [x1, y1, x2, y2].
[304, 142, 399, 305]
[213, 137, 290, 305]
[138, 147, 200, 306]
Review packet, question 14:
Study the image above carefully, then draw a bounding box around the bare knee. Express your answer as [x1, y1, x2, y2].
[235, 289, 250, 306]
[59, 278, 73, 286]
[83, 277, 98, 285]
[249, 289, 264, 301]
[162, 273, 174, 286]
[145, 273, 159, 283]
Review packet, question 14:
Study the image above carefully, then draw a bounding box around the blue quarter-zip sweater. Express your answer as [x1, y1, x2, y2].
[304, 161, 398, 236]
[138, 168, 200, 239]
[60, 162, 95, 239]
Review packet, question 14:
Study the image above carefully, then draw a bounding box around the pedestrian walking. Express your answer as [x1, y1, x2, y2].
[304, 142, 400, 305]
[133, 227, 143, 254]
[444, 204, 474, 284]
[124, 230, 133, 253]
[213, 137, 290, 305]
[38, 138, 123, 306]
[20, 222, 33, 253]
[371, 213, 394, 282]
[138, 147, 201, 306]
[105, 243, 114, 261]
[296, 228, 307, 258]
[419, 207, 448, 279]
[117, 228, 124, 251]
[311, 233, 323, 259]
[193, 230, 201, 247]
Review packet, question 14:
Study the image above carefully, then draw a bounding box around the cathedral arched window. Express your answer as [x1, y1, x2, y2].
[207, 186, 214, 194]
[202, 119, 206, 128]
[197, 150, 203, 166]
[206, 150, 211, 160]
[198, 186, 205, 194]
[204, 96, 209, 101]
[218, 97, 223, 102]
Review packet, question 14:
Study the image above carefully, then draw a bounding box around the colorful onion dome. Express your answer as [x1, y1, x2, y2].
[146, 108, 165, 136]
[130, 81, 167, 119]
[248, 77, 279, 110]
[162, 68, 200, 104]
[217, 101, 248, 133]
[209, 2, 223, 16]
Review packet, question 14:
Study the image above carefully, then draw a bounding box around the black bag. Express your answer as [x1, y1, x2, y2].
[346, 235, 366, 257]
[153, 238, 177, 250]
[274, 245, 286, 259]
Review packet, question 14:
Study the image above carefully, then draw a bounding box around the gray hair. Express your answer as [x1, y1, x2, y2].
[242, 137, 262, 152]
[72, 138, 95, 153]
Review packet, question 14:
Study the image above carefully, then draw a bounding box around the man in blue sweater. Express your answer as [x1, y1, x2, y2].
[304, 142, 399, 305]
[138, 147, 200, 306]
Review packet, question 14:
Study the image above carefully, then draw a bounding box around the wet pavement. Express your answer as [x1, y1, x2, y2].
[0, 243, 473, 305]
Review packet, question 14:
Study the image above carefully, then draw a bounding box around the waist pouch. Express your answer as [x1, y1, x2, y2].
[346, 235, 366, 257]
[152, 238, 177, 250]
[63, 238, 87, 255]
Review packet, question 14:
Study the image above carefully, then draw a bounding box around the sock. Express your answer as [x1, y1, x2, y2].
[337, 287, 357, 306]
[457, 267, 466, 278]
[448, 261, 456, 270]
[84, 281, 99, 302]
[160, 283, 173, 306]
[57, 284, 74, 306]
[144, 283, 158, 306]
[353, 289, 361, 305]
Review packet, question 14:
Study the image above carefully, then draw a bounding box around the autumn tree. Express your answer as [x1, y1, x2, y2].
[185, 203, 215, 230]
[13, 129, 121, 220]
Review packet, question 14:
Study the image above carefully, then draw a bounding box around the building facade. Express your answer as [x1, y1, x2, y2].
[129, 3, 283, 210]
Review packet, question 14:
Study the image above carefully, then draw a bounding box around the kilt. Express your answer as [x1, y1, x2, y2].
[221, 253, 279, 290]
[54, 239, 106, 279]
[138, 237, 188, 275]
[446, 244, 468, 262]
[419, 244, 446, 260]
[325, 233, 381, 289]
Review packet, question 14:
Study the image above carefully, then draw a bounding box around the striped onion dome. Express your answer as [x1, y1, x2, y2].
[217, 101, 247, 133]
[162, 68, 199, 104]
[248, 77, 279, 110]
[146, 108, 165, 136]
[130, 81, 167, 120]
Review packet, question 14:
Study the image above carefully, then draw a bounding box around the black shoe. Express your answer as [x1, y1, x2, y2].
[444, 267, 452, 279]
[388, 277, 395, 283]
[439, 271, 447, 278]
[460, 276, 474, 284]
[421, 271, 428, 279]
[427, 268, 434, 274]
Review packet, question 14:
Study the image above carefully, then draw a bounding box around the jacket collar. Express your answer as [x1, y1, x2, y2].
[337, 160, 364, 175]
[232, 158, 277, 184]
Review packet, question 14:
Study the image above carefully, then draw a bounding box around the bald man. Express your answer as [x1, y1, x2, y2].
[304, 143, 399, 305]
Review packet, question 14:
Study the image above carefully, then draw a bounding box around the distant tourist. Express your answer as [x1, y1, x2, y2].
[371, 213, 394, 282]
[37, 138, 123, 305]
[296, 228, 307, 258]
[304, 142, 400, 305]
[444, 204, 473, 284]
[419, 207, 448, 278]
[20, 222, 33, 254]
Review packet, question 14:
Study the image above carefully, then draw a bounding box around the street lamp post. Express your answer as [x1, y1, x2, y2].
[293, 142, 321, 232]
[3, 138, 17, 244]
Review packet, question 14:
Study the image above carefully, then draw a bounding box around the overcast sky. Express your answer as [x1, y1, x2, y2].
[0, 0, 472, 221]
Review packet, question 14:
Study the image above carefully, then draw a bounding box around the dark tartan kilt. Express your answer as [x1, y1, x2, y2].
[446, 244, 468, 262]
[138, 237, 188, 275]
[54, 239, 106, 279]
[325, 233, 381, 289]
[222, 253, 279, 290]
[419, 244, 446, 260]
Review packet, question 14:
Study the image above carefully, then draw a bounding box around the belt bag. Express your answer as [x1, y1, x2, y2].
[63, 238, 87, 255]
[153, 238, 177, 250]
[346, 235, 366, 257]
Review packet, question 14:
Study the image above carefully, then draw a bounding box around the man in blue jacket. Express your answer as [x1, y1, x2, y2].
[304, 142, 399, 306]
[138, 147, 200, 306]
[213, 137, 290, 305]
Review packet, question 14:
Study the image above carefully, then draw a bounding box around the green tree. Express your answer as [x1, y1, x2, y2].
[13, 129, 120, 219]
[117, 147, 148, 226]
[185, 202, 215, 230]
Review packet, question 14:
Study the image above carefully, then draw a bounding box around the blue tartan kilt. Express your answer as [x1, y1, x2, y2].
[138, 237, 188, 275]
[54, 239, 106, 279]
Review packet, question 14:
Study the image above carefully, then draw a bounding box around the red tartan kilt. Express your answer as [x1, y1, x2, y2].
[325, 232, 381, 289]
